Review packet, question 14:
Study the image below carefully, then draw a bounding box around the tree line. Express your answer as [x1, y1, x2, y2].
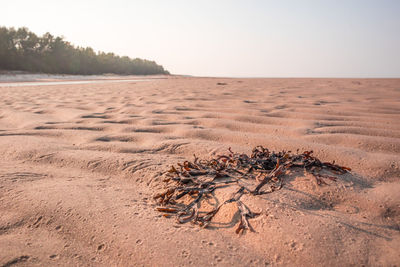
[0, 26, 169, 75]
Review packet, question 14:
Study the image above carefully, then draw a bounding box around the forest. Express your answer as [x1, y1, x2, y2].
[0, 26, 169, 75]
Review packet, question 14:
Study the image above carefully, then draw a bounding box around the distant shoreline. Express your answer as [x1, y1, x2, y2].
[1, 71, 397, 83]
[0, 71, 169, 83]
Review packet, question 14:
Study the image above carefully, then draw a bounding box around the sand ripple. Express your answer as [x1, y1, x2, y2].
[0, 77, 399, 266]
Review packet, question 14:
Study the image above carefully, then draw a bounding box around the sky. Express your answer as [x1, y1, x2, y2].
[2, 0, 400, 77]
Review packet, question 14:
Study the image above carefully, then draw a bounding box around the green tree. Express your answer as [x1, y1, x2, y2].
[0, 26, 169, 75]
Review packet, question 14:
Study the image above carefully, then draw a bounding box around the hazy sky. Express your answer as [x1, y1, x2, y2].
[2, 0, 400, 77]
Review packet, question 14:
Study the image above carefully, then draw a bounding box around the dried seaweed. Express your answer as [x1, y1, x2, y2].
[154, 146, 351, 234]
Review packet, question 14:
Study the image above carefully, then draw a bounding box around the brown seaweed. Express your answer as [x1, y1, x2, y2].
[154, 146, 351, 234]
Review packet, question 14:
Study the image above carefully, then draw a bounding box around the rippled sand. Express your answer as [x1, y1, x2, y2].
[0, 77, 399, 266]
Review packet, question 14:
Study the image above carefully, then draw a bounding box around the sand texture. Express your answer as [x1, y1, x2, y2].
[0, 77, 399, 266]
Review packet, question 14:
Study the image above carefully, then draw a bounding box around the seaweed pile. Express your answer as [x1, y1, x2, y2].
[154, 146, 351, 234]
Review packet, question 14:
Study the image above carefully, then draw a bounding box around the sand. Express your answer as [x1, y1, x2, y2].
[0, 76, 399, 266]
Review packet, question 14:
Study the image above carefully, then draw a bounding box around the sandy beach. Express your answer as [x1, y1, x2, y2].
[0, 76, 399, 266]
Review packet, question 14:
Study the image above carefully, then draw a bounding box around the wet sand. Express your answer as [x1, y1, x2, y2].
[0, 77, 399, 266]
